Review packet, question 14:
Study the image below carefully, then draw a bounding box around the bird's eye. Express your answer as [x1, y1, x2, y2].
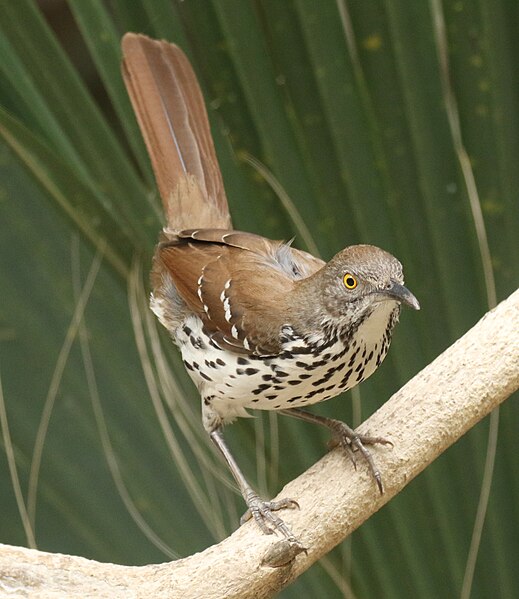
[343, 274, 358, 290]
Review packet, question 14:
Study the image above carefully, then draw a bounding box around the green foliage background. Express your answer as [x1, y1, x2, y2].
[0, 1, 517, 597]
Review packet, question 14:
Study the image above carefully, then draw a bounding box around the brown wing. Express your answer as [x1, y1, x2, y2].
[177, 229, 325, 277]
[158, 230, 324, 355]
[121, 33, 231, 230]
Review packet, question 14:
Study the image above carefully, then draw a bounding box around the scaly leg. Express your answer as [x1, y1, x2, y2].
[279, 408, 392, 493]
[209, 428, 302, 544]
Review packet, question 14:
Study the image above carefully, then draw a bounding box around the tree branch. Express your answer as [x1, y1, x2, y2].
[1, 289, 518, 598]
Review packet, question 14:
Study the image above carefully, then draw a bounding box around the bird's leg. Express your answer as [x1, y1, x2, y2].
[279, 408, 392, 493]
[209, 428, 302, 544]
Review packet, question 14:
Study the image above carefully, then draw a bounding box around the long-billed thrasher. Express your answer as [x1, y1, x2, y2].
[122, 33, 419, 545]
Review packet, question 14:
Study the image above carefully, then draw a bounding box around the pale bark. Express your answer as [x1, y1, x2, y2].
[1, 289, 518, 599]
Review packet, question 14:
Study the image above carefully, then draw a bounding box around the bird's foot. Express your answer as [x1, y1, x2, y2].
[327, 420, 393, 493]
[240, 491, 304, 548]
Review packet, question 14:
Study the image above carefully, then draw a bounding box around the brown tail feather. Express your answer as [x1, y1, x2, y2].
[121, 33, 231, 231]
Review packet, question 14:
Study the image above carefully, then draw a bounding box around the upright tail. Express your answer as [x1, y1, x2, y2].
[121, 33, 231, 232]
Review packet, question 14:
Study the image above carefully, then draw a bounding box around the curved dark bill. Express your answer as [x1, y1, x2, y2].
[386, 282, 420, 310]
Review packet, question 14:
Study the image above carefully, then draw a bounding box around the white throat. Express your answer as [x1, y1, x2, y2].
[357, 300, 399, 344]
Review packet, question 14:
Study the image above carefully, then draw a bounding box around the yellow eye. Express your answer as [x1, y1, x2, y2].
[343, 273, 358, 289]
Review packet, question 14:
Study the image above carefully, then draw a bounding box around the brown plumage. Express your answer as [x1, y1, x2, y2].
[121, 33, 419, 546]
[122, 34, 230, 230]
[158, 229, 325, 355]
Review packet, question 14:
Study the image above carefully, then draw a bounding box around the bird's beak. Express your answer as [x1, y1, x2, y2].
[385, 282, 420, 310]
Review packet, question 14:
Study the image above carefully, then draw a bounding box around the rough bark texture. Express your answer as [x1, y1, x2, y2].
[1, 289, 518, 598]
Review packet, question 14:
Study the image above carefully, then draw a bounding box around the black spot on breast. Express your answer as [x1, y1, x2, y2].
[305, 387, 327, 399]
[266, 394, 278, 400]
[339, 368, 354, 387]
[304, 358, 328, 371]
[311, 368, 336, 387]
[287, 396, 302, 403]
[200, 372, 212, 381]
[287, 379, 302, 386]
[332, 347, 347, 361]
[216, 358, 226, 366]
[348, 348, 361, 367]
[183, 360, 194, 371]
[319, 335, 337, 351]
[252, 384, 272, 395]
[273, 370, 289, 378]
[237, 357, 249, 365]
[289, 345, 313, 354]
[245, 368, 259, 375]
[190, 336, 204, 349]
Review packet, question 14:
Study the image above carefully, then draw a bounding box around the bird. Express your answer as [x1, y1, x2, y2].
[121, 33, 419, 545]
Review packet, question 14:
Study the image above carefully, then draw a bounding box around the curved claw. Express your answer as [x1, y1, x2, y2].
[330, 423, 392, 494]
[241, 492, 302, 545]
[240, 497, 300, 525]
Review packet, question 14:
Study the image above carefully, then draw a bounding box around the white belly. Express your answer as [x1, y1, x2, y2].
[176, 301, 397, 421]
